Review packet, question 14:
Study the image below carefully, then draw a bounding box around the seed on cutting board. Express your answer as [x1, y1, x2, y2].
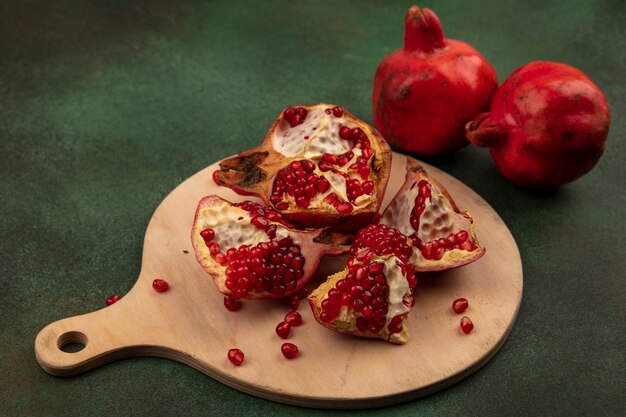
[460, 316, 474, 334]
[281, 343, 298, 359]
[284, 311, 302, 326]
[152, 279, 170, 292]
[223, 295, 242, 311]
[288, 295, 300, 310]
[276, 322, 291, 339]
[228, 348, 244, 366]
[105, 294, 120, 306]
[452, 298, 468, 314]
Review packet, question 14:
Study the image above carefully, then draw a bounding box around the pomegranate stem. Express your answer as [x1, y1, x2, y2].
[404, 6, 446, 53]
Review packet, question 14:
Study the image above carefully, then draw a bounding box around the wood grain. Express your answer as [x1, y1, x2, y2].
[35, 153, 523, 409]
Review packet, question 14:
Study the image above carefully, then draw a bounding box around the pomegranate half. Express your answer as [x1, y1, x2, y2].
[380, 158, 485, 271]
[213, 104, 392, 232]
[309, 224, 416, 344]
[191, 196, 350, 300]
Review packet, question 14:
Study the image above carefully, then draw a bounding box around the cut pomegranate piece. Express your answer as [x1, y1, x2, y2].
[308, 224, 417, 344]
[191, 195, 351, 300]
[213, 104, 392, 232]
[380, 157, 485, 272]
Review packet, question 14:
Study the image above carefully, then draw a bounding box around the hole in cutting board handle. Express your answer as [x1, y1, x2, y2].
[57, 331, 88, 353]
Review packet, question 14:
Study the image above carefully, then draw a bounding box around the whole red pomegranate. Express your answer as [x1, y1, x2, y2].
[373, 5, 498, 156]
[465, 61, 611, 188]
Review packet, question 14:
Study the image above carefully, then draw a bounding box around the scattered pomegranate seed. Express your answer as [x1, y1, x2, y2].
[332, 106, 344, 117]
[276, 321, 291, 339]
[452, 298, 469, 314]
[281, 342, 298, 359]
[284, 311, 303, 326]
[152, 279, 169, 292]
[460, 316, 474, 334]
[224, 295, 242, 311]
[288, 295, 300, 310]
[105, 294, 120, 306]
[228, 348, 244, 366]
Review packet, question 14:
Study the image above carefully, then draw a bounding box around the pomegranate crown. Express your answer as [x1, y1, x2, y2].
[404, 5, 446, 53]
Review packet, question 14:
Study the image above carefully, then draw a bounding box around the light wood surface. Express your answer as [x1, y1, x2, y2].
[35, 153, 523, 409]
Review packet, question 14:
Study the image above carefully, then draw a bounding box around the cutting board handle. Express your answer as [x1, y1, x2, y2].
[34, 296, 145, 376]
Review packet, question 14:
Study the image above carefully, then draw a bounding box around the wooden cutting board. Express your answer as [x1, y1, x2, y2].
[35, 153, 523, 409]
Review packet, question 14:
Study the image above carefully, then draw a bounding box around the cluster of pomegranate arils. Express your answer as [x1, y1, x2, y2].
[319, 224, 416, 335]
[199, 201, 306, 299]
[270, 107, 376, 215]
[227, 288, 308, 365]
[408, 180, 476, 261]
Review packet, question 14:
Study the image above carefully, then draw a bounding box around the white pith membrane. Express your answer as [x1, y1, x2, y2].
[269, 105, 375, 211]
[381, 179, 477, 266]
[195, 199, 292, 268]
[327, 254, 412, 322]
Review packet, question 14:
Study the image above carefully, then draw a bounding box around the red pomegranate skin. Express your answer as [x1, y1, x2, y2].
[466, 61, 611, 188]
[373, 5, 498, 156]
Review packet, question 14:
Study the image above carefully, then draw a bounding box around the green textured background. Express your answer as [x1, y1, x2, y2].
[1, 0, 625, 415]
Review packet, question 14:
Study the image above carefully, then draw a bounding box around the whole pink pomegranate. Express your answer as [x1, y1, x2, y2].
[466, 61, 611, 188]
[373, 5, 498, 156]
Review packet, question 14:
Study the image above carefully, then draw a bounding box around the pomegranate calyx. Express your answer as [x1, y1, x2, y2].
[404, 6, 446, 53]
[465, 112, 512, 148]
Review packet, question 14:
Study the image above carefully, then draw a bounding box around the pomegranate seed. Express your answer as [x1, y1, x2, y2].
[276, 321, 291, 339]
[224, 295, 242, 311]
[290, 114, 302, 127]
[288, 295, 300, 310]
[281, 343, 298, 359]
[228, 348, 244, 366]
[105, 294, 120, 306]
[276, 202, 289, 210]
[284, 107, 295, 120]
[336, 202, 353, 214]
[152, 278, 169, 292]
[452, 298, 469, 314]
[200, 228, 214, 243]
[339, 126, 351, 139]
[297, 287, 310, 299]
[332, 106, 344, 117]
[285, 311, 303, 326]
[460, 316, 474, 334]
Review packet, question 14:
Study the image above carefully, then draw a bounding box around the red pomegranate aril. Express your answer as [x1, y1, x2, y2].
[301, 160, 315, 173]
[460, 316, 474, 334]
[281, 343, 298, 359]
[284, 107, 295, 120]
[297, 287, 310, 299]
[285, 311, 303, 326]
[336, 202, 353, 214]
[332, 106, 344, 117]
[276, 202, 289, 210]
[290, 114, 302, 127]
[320, 311, 336, 323]
[152, 278, 169, 293]
[224, 295, 242, 311]
[105, 294, 120, 306]
[209, 242, 220, 255]
[339, 126, 351, 139]
[288, 295, 300, 310]
[296, 197, 310, 208]
[200, 228, 215, 243]
[452, 298, 469, 314]
[228, 348, 245, 366]
[317, 179, 330, 193]
[276, 321, 291, 339]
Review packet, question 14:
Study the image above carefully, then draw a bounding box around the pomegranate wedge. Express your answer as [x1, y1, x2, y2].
[213, 103, 392, 232]
[309, 224, 416, 344]
[191, 196, 350, 300]
[380, 158, 485, 272]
